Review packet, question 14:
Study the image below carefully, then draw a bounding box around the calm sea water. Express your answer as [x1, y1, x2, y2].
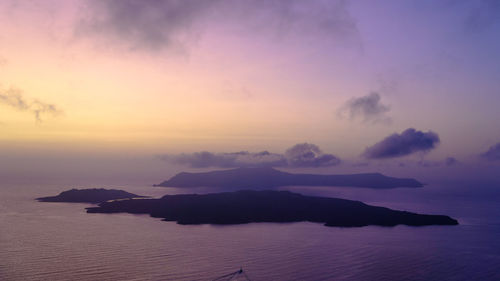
[1, 182, 500, 281]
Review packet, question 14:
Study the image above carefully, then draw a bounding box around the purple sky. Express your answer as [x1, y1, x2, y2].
[0, 0, 499, 183]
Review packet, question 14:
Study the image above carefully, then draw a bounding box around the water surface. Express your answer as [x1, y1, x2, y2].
[1, 182, 499, 280]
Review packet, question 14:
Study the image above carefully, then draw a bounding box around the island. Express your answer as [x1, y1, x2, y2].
[37, 188, 148, 203]
[154, 167, 423, 189]
[86, 190, 458, 227]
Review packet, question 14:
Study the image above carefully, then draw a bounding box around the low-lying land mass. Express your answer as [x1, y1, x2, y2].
[86, 189, 458, 227]
[155, 167, 424, 189]
[37, 188, 147, 203]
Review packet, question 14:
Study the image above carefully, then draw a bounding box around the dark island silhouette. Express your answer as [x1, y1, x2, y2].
[86, 190, 457, 227]
[155, 167, 423, 189]
[37, 188, 147, 203]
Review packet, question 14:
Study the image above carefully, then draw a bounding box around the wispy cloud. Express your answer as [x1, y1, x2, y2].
[363, 128, 440, 159]
[338, 92, 391, 125]
[161, 142, 340, 168]
[0, 87, 63, 123]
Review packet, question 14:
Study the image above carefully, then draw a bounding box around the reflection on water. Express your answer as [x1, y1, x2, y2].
[1, 183, 499, 280]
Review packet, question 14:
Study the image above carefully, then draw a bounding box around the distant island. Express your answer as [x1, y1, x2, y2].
[37, 188, 147, 203]
[155, 167, 423, 189]
[86, 190, 457, 227]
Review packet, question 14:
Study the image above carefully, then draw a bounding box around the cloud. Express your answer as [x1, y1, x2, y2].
[78, 0, 214, 52]
[78, 0, 360, 52]
[285, 143, 341, 167]
[363, 128, 440, 159]
[0, 87, 63, 122]
[417, 157, 458, 168]
[162, 143, 340, 168]
[162, 150, 287, 168]
[338, 92, 391, 124]
[480, 142, 500, 161]
[445, 157, 459, 166]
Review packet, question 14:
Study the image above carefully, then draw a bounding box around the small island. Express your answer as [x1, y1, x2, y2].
[37, 188, 147, 203]
[86, 190, 458, 227]
[155, 167, 423, 189]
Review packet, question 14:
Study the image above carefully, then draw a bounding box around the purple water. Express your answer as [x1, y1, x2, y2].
[1, 182, 499, 280]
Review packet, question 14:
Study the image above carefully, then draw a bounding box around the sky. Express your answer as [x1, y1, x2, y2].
[0, 0, 499, 183]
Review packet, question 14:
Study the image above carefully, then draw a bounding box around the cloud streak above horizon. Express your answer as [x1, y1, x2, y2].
[161, 143, 341, 168]
[363, 128, 440, 159]
[0, 87, 63, 123]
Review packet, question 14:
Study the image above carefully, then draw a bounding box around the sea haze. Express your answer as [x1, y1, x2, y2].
[1, 180, 499, 281]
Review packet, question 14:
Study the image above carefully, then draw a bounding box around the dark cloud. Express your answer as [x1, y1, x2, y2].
[285, 143, 341, 167]
[363, 128, 440, 159]
[78, 0, 214, 51]
[162, 143, 340, 168]
[338, 92, 391, 124]
[0, 87, 63, 122]
[480, 142, 500, 161]
[78, 0, 360, 51]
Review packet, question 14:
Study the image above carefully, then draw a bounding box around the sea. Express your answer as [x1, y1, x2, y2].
[1, 180, 500, 280]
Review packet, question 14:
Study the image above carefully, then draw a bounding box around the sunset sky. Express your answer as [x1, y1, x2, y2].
[1, 0, 499, 182]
